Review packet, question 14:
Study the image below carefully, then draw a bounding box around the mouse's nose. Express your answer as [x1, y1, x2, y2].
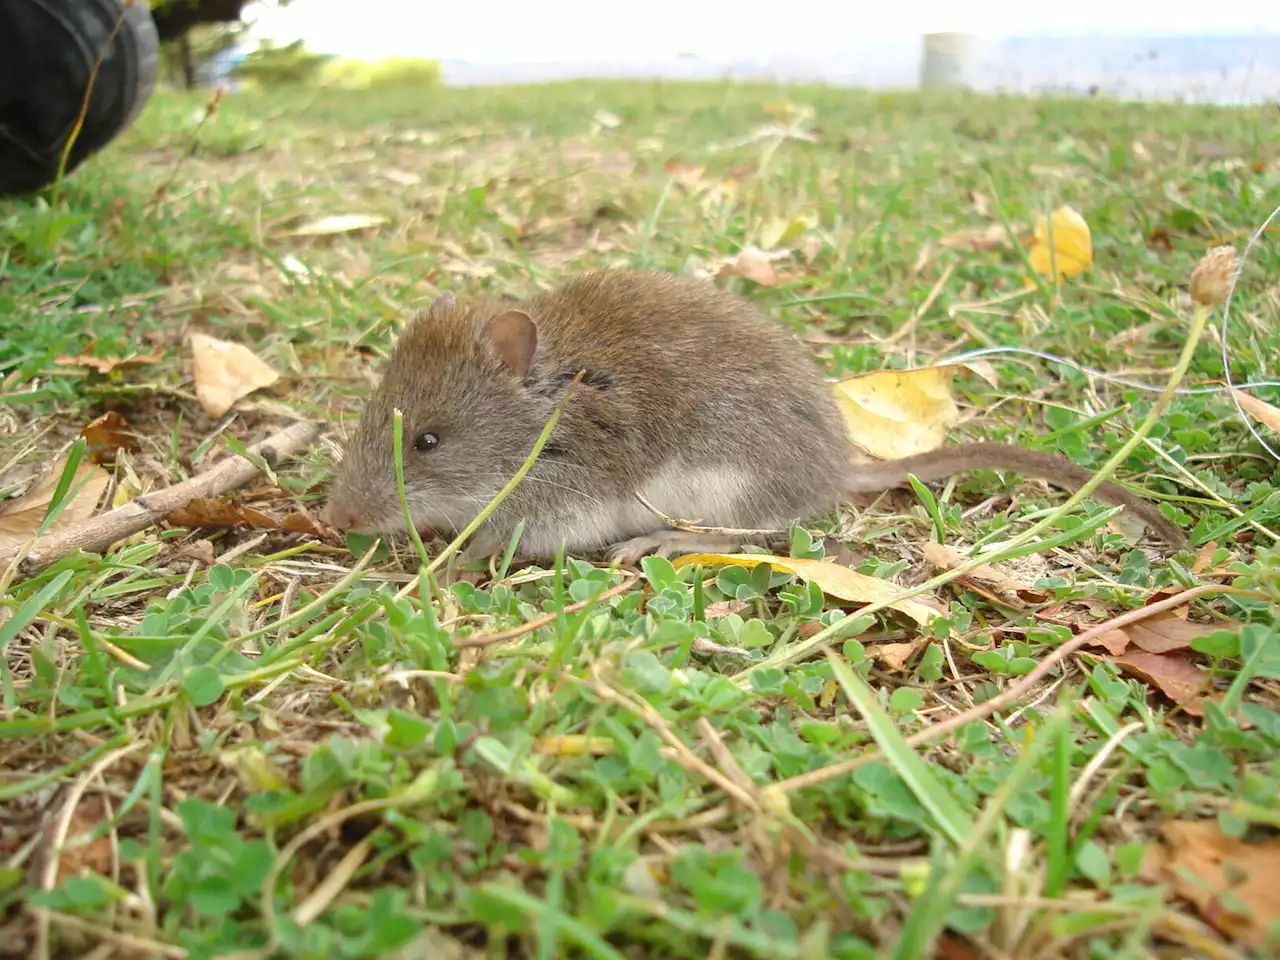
[321, 500, 363, 531]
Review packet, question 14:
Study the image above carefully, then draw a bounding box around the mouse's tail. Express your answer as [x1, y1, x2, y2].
[843, 442, 1187, 547]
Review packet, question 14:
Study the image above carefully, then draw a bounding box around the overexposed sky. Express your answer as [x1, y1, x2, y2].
[246, 0, 1280, 62]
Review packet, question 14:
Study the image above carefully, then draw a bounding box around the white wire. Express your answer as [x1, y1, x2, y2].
[1220, 202, 1280, 463]
[939, 345, 1280, 397]
[931, 204, 1280, 465]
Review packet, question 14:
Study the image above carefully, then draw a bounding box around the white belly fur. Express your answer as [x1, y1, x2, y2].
[516, 463, 759, 556]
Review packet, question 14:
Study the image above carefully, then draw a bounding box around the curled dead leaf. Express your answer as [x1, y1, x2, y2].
[1108, 649, 1209, 716]
[1027, 205, 1093, 280]
[867, 638, 925, 672]
[1233, 390, 1280, 434]
[1085, 609, 1235, 656]
[832, 365, 960, 460]
[671, 553, 941, 625]
[716, 246, 787, 287]
[1150, 819, 1280, 948]
[167, 497, 326, 538]
[80, 412, 138, 465]
[0, 460, 111, 553]
[189, 332, 281, 419]
[286, 213, 387, 237]
[920, 541, 1048, 604]
[940, 223, 1006, 252]
[55, 351, 163, 375]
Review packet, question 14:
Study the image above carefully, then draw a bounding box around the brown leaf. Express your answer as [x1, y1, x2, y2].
[167, 497, 325, 538]
[40, 795, 113, 879]
[189, 332, 281, 418]
[702, 600, 751, 619]
[1151, 819, 1280, 948]
[1125, 611, 1227, 654]
[0, 460, 111, 552]
[55, 351, 163, 375]
[939, 223, 1006, 252]
[1089, 629, 1132, 656]
[920, 541, 1047, 604]
[80, 412, 138, 465]
[168, 498, 245, 529]
[868, 639, 925, 672]
[1233, 390, 1280, 434]
[174, 540, 216, 566]
[718, 246, 780, 286]
[1108, 649, 1208, 715]
[1085, 608, 1232, 656]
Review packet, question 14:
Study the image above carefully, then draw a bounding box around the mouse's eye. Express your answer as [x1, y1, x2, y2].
[412, 431, 440, 453]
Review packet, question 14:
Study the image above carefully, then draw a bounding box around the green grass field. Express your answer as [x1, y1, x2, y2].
[1, 79, 1279, 959]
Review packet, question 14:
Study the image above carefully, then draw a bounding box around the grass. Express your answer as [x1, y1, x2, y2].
[1, 78, 1279, 959]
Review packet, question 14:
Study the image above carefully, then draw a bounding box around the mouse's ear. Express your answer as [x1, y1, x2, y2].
[428, 291, 455, 316]
[483, 310, 537, 379]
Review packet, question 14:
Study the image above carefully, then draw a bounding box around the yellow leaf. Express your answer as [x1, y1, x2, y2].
[533, 736, 615, 757]
[285, 213, 387, 237]
[759, 216, 813, 252]
[831, 366, 959, 460]
[1233, 390, 1280, 434]
[671, 553, 941, 624]
[0, 460, 111, 552]
[189, 332, 281, 419]
[1028, 205, 1092, 279]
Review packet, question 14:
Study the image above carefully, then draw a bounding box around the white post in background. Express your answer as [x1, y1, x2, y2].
[919, 33, 984, 90]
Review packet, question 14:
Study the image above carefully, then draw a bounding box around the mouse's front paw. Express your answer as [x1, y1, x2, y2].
[606, 531, 745, 566]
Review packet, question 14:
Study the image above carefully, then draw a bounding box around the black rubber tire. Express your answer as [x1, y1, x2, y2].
[0, 0, 159, 197]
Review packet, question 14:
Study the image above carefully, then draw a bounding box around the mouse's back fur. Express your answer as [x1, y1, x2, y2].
[326, 269, 855, 556]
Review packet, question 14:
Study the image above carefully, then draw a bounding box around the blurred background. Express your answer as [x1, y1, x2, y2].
[182, 0, 1280, 103]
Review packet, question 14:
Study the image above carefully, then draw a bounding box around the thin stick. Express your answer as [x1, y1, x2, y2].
[1, 421, 320, 575]
[770, 584, 1233, 795]
[454, 571, 638, 647]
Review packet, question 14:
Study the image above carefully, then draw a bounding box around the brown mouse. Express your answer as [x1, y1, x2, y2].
[323, 269, 1185, 563]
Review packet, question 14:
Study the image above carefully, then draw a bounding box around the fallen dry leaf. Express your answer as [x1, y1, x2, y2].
[954, 359, 1000, 389]
[39, 794, 113, 880]
[1027, 205, 1093, 280]
[940, 223, 1007, 252]
[1108, 649, 1208, 715]
[671, 553, 941, 625]
[80, 412, 137, 465]
[285, 213, 387, 237]
[702, 599, 751, 619]
[1125, 611, 1230, 654]
[167, 497, 326, 538]
[533, 736, 614, 757]
[1149, 819, 1280, 949]
[920, 541, 1048, 604]
[716, 246, 786, 287]
[759, 216, 814, 252]
[1233, 390, 1280, 434]
[1086, 610, 1233, 655]
[868, 638, 925, 672]
[591, 109, 621, 130]
[0, 460, 111, 552]
[174, 540, 217, 566]
[189, 332, 281, 418]
[832, 365, 960, 460]
[55, 351, 163, 375]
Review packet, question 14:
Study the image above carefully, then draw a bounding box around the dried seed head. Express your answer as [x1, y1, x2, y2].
[1188, 245, 1239, 307]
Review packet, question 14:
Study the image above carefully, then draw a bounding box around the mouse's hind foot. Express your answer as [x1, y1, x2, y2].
[606, 530, 763, 566]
